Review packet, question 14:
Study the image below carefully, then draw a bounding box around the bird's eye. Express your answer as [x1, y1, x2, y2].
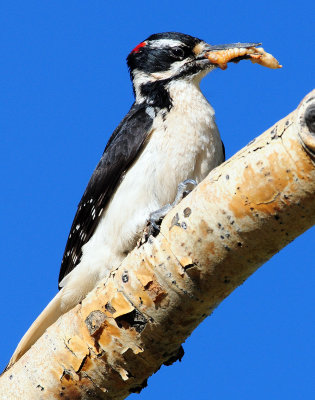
[171, 47, 185, 59]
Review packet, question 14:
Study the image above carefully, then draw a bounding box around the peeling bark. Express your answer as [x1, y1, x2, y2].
[1, 90, 314, 399]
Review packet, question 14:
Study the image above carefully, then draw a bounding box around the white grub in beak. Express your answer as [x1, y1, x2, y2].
[205, 46, 282, 70]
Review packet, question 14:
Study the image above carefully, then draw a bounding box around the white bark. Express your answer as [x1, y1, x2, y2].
[1, 90, 314, 400]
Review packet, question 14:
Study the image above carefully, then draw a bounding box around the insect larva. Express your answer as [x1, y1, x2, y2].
[250, 47, 282, 69]
[206, 46, 282, 70]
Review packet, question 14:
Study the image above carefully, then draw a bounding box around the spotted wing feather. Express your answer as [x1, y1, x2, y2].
[58, 103, 153, 287]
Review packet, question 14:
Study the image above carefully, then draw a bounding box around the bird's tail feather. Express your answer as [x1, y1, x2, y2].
[7, 290, 63, 369]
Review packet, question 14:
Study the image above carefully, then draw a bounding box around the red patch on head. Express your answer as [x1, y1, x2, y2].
[131, 41, 146, 54]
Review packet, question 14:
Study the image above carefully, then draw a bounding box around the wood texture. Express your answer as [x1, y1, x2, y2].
[1, 90, 314, 400]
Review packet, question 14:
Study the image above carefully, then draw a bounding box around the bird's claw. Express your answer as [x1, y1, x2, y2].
[141, 179, 198, 243]
[173, 179, 197, 206]
[148, 204, 172, 237]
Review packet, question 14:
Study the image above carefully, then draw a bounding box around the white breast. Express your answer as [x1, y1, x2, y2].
[60, 79, 223, 304]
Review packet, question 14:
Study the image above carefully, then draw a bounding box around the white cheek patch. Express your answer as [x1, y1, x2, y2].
[132, 69, 153, 85]
[132, 69, 154, 102]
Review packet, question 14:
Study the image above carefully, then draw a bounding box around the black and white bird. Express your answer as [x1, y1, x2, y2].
[9, 32, 257, 367]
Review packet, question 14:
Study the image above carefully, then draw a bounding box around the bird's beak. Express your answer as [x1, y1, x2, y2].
[194, 41, 262, 70]
[195, 41, 261, 57]
[204, 42, 261, 51]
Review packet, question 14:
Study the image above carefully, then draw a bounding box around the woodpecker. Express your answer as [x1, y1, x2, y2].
[9, 32, 258, 367]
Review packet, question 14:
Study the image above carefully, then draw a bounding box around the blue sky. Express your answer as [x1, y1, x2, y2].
[1, 1, 314, 398]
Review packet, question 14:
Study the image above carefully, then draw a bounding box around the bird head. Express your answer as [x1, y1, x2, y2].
[127, 32, 258, 107]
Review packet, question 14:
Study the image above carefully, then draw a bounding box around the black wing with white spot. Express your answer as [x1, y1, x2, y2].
[58, 103, 153, 287]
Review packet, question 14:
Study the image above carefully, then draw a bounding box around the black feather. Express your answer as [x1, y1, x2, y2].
[140, 80, 173, 111]
[221, 140, 226, 162]
[58, 103, 153, 287]
[127, 32, 201, 78]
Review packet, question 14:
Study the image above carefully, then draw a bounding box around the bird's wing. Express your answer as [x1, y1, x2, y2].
[58, 103, 153, 287]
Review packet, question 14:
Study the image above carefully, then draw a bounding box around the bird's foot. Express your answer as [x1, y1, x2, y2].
[140, 179, 197, 243]
[172, 179, 197, 208]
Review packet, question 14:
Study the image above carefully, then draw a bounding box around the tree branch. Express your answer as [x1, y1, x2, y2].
[1, 90, 314, 399]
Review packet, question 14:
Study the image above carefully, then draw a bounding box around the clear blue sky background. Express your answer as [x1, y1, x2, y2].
[1, 1, 314, 398]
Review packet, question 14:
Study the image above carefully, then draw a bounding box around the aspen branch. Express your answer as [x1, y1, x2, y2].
[1, 90, 315, 399]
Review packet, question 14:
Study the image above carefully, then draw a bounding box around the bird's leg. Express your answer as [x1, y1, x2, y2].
[172, 179, 197, 208]
[147, 179, 197, 237]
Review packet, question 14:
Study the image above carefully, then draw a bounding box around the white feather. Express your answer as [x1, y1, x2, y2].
[8, 71, 223, 368]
